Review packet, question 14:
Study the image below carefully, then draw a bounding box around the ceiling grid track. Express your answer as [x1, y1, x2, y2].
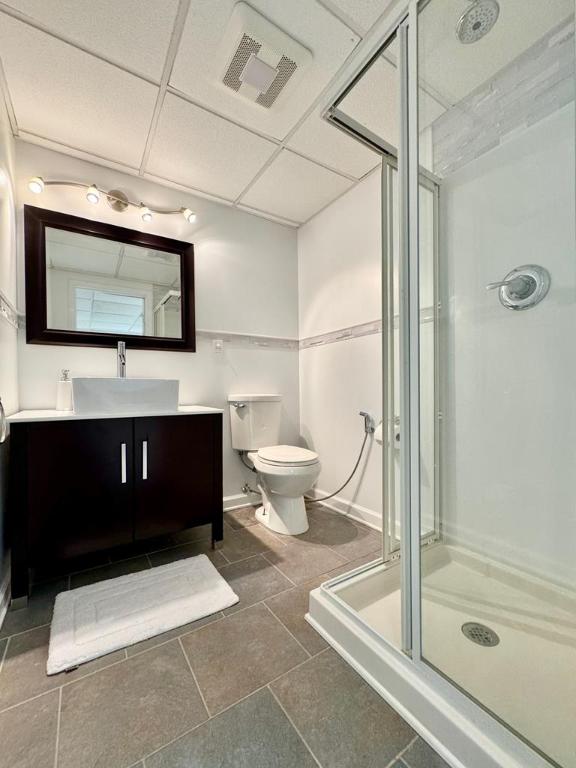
[0, 55, 17, 135]
[139, 0, 192, 176]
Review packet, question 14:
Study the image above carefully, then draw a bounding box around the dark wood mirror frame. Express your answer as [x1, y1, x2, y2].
[24, 205, 195, 352]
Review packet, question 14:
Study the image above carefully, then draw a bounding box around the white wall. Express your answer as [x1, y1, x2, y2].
[440, 104, 576, 586]
[0, 94, 18, 611]
[298, 170, 384, 529]
[15, 142, 300, 504]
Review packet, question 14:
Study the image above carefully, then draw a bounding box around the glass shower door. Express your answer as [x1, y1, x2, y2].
[416, 1, 576, 765]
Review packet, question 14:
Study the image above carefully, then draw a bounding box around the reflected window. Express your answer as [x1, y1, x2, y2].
[74, 288, 145, 335]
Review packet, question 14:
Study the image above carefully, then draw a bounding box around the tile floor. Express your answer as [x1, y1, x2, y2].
[0, 503, 450, 768]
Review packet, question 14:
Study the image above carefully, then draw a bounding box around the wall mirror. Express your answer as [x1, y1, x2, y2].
[24, 206, 195, 351]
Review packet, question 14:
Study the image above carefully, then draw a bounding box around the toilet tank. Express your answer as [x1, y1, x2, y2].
[228, 394, 282, 451]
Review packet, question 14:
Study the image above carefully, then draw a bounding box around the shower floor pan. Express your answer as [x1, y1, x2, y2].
[308, 544, 576, 768]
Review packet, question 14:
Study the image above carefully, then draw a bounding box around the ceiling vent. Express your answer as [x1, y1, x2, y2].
[220, 2, 312, 109]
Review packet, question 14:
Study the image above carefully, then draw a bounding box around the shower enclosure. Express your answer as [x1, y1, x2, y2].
[308, 2, 576, 767]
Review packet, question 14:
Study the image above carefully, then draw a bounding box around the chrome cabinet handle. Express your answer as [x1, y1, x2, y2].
[142, 440, 148, 480]
[121, 442, 127, 484]
[230, 402, 246, 409]
[0, 398, 6, 444]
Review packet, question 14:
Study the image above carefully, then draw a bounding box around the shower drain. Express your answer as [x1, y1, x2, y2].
[461, 622, 500, 647]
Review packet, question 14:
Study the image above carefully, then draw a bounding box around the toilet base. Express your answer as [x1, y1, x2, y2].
[256, 489, 309, 536]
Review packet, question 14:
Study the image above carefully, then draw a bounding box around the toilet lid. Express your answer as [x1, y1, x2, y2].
[257, 445, 319, 466]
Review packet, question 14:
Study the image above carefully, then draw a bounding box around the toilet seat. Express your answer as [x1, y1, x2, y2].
[257, 444, 319, 467]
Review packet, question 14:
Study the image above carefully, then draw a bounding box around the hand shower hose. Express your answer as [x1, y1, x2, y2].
[304, 411, 374, 503]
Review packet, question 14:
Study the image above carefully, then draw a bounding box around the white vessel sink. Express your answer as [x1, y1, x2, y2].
[72, 377, 179, 415]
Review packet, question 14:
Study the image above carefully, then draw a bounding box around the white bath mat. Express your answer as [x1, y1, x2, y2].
[47, 555, 238, 675]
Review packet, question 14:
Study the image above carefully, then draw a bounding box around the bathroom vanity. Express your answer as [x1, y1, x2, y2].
[8, 407, 223, 604]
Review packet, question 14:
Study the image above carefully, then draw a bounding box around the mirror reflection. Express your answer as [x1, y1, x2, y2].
[45, 228, 182, 338]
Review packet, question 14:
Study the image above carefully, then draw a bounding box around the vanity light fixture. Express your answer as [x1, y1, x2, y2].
[86, 185, 100, 205]
[26, 176, 197, 225]
[181, 207, 197, 224]
[28, 176, 45, 194]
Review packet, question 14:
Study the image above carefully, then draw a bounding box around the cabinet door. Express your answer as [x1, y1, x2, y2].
[134, 414, 222, 540]
[26, 419, 134, 562]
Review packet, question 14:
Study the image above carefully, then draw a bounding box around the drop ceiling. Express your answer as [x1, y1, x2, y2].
[0, 0, 395, 226]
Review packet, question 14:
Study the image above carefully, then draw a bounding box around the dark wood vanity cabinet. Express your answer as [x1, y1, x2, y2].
[10, 413, 223, 603]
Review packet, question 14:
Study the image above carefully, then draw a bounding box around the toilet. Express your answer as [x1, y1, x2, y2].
[228, 394, 320, 535]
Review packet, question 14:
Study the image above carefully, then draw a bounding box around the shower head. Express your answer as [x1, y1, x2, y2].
[456, 0, 500, 44]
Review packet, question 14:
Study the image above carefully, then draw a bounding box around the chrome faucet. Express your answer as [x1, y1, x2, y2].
[117, 341, 126, 378]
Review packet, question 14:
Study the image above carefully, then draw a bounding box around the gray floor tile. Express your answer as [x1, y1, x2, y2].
[0, 690, 59, 768]
[265, 586, 328, 655]
[263, 540, 346, 584]
[219, 555, 293, 614]
[220, 525, 286, 563]
[146, 688, 317, 768]
[180, 603, 307, 715]
[0, 578, 67, 640]
[0, 625, 125, 710]
[403, 737, 450, 768]
[126, 613, 223, 657]
[297, 506, 382, 561]
[148, 539, 227, 568]
[70, 555, 150, 588]
[58, 641, 207, 768]
[271, 649, 415, 768]
[224, 505, 258, 530]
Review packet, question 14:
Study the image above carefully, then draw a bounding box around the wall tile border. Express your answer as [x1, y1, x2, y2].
[0, 290, 18, 330]
[300, 307, 435, 350]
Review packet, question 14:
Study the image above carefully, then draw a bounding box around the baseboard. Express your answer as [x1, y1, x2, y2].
[223, 492, 260, 511]
[308, 490, 382, 532]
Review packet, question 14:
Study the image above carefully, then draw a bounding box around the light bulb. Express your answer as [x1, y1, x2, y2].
[141, 206, 152, 223]
[182, 207, 196, 224]
[28, 176, 45, 194]
[86, 185, 100, 204]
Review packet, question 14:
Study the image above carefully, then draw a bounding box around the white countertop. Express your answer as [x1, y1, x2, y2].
[7, 405, 223, 423]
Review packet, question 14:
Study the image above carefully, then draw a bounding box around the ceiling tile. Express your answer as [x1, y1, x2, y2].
[287, 110, 380, 179]
[1, 0, 179, 79]
[146, 93, 278, 200]
[240, 149, 354, 223]
[326, 0, 398, 33]
[0, 16, 158, 168]
[169, 0, 359, 140]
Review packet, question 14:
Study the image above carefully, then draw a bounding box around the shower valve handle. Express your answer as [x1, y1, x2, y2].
[486, 279, 513, 290]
